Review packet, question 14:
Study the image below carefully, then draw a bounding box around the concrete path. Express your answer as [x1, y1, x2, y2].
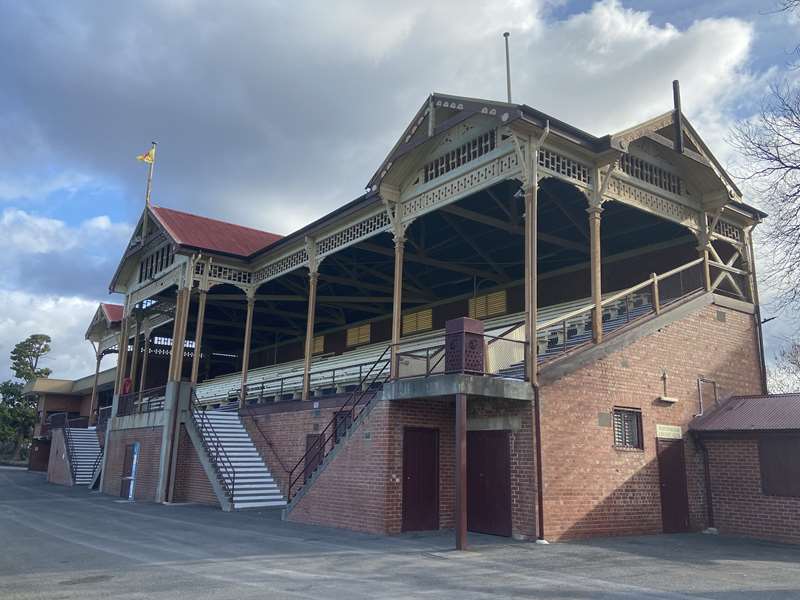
[1, 469, 799, 599]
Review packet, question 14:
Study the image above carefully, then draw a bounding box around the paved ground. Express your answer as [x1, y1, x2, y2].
[2, 468, 800, 599]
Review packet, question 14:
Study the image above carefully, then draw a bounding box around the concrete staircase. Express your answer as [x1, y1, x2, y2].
[65, 427, 102, 486]
[195, 410, 286, 510]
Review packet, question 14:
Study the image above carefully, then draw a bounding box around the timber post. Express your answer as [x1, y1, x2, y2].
[302, 238, 322, 401]
[239, 290, 256, 408]
[190, 289, 208, 384]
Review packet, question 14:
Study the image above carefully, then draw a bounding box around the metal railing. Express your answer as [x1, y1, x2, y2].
[62, 421, 78, 484]
[89, 447, 104, 486]
[535, 258, 705, 363]
[190, 390, 237, 503]
[117, 386, 166, 417]
[286, 345, 391, 500]
[238, 357, 392, 405]
[96, 405, 112, 432]
[240, 406, 292, 482]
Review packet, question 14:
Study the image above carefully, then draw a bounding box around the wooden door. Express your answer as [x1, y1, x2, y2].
[120, 443, 135, 499]
[402, 427, 439, 532]
[656, 438, 690, 533]
[467, 430, 512, 537]
[304, 434, 323, 482]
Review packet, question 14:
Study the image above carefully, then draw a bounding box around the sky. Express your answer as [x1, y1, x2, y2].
[0, 0, 797, 381]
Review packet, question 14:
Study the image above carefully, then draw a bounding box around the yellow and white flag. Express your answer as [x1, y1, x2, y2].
[137, 147, 155, 164]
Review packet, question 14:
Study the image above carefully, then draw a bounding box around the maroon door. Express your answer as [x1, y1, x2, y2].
[467, 430, 512, 537]
[656, 438, 690, 533]
[304, 434, 323, 482]
[402, 428, 440, 532]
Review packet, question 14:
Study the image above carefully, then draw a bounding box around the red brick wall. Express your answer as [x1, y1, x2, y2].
[173, 425, 219, 506]
[102, 427, 163, 502]
[539, 304, 762, 541]
[706, 437, 800, 544]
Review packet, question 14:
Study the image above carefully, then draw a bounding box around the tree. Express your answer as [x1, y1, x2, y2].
[10, 334, 52, 383]
[768, 342, 800, 393]
[0, 380, 34, 461]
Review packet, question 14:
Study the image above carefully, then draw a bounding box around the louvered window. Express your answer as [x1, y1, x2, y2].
[402, 308, 433, 335]
[346, 324, 371, 347]
[468, 290, 507, 320]
[312, 335, 325, 355]
[613, 408, 643, 449]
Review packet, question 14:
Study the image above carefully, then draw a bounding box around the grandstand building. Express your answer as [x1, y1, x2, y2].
[77, 90, 767, 546]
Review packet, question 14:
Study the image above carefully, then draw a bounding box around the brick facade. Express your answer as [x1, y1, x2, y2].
[538, 304, 762, 540]
[102, 426, 163, 501]
[173, 425, 219, 506]
[706, 437, 800, 545]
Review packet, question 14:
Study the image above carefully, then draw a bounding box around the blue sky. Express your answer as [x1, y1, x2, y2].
[0, 0, 796, 380]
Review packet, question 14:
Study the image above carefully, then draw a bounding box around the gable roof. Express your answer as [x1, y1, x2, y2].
[691, 394, 800, 433]
[150, 206, 282, 258]
[100, 303, 123, 323]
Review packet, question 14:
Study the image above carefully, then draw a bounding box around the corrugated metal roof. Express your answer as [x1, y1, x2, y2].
[691, 393, 800, 432]
[100, 303, 123, 323]
[151, 206, 282, 258]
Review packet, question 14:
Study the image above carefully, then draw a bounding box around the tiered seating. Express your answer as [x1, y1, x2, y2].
[195, 290, 654, 405]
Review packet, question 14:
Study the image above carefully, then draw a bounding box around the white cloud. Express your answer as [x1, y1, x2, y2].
[0, 290, 113, 381]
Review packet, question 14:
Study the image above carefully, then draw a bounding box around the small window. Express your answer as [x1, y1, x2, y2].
[613, 408, 643, 449]
[402, 308, 433, 335]
[346, 324, 371, 347]
[759, 436, 800, 497]
[469, 290, 507, 320]
[312, 335, 325, 355]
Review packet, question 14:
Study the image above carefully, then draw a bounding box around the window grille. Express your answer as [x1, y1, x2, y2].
[346, 324, 371, 347]
[469, 290, 507, 320]
[613, 408, 643, 449]
[402, 308, 433, 335]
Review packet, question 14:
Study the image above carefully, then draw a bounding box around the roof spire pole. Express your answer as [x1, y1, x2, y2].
[503, 32, 512, 103]
[672, 80, 684, 154]
[136, 141, 157, 241]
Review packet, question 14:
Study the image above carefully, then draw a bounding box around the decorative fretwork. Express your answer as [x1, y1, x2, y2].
[252, 248, 308, 284]
[423, 129, 497, 184]
[208, 264, 252, 285]
[138, 244, 175, 284]
[619, 153, 684, 196]
[404, 150, 521, 220]
[316, 212, 391, 257]
[713, 219, 743, 243]
[538, 149, 592, 187]
[607, 177, 700, 230]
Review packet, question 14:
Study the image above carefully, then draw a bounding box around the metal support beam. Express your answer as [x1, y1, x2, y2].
[239, 293, 256, 408]
[128, 318, 142, 391]
[390, 235, 405, 379]
[588, 204, 603, 343]
[190, 290, 208, 384]
[168, 287, 191, 382]
[455, 392, 468, 551]
[139, 329, 151, 393]
[88, 348, 102, 425]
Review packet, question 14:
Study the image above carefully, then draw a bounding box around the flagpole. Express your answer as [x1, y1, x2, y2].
[141, 141, 157, 241]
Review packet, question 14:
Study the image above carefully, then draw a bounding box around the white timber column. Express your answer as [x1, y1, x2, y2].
[128, 316, 143, 391]
[239, 289, 256, 408]
[138, 327, 152, 392]
[114, 306, 131, 395]
[301, 239, 322, 400]
[190, 289, 208, 384]
[382, 186, 409, 380]
[523, 127, 549, 386]
[588, 203, 603, 343]
[88, 345, 102, 424]
[168, 286, 191, 382]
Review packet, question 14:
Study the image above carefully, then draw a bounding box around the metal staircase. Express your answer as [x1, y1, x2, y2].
[191, 399, 286, 509]
[64, 427, 102, 486]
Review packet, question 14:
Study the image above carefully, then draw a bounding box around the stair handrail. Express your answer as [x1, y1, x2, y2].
[287, 345, 392, 500]
[190, 390, 237, 504]
[90, 446, 104, 485]
[240, 406, 292, 476]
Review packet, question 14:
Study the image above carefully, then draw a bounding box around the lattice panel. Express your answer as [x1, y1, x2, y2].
[607, 177, 700, 230]
[208, 264, 252, 285]
[316, 211, 391, 258]
[713, 219, 743, 243]
[252, 248, 308, 284]
[619, 153, 684, 196]
[423, 129, 497, 184]
[538, 149, 592, 186]
[405, 150, 520, 220]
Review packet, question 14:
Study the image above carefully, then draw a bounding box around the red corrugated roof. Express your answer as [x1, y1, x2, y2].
[151, 206, 282, 257]
[100, 303, 123, 323]
[691, 393, 800, 433]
